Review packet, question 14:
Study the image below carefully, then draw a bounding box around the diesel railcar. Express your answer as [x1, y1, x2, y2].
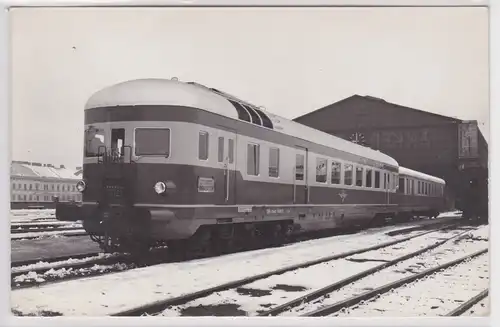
[74, 78, 446, 254]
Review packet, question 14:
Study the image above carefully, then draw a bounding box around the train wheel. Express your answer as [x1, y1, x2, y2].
[210, 224, 235, 255]
[369, 214, 385, 228]
[167, 240, 189, 261]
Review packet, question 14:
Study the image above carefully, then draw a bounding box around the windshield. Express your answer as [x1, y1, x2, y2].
[135, 128, 170, 157]
[84, 126, 105, 157]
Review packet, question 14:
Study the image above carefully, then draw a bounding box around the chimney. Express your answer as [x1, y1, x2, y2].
[60, 164, 65, 169]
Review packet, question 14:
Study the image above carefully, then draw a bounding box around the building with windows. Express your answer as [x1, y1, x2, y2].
[293, 94, 488, 210]
[10, 161, 82, 209]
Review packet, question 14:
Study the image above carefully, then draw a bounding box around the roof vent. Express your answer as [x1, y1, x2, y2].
[364, 95, 386, 102]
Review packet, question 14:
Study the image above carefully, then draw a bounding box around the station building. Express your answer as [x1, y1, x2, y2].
[293, 95, 488, 210]
[10, 161, 82, 209]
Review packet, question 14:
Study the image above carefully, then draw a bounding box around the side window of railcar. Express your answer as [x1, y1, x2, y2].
[344, 164, 353, 186]
[365, 169, 373, 188]
[198, 131, 209, 160]
[316, 158, 327, 183]
[218, 137, 224, 162]
[295, 154, 305, 181]
[228, 139, 234, 164]
[331, 161, 341, 184]
[247, 143, 260, 176]
[355, 166, 363, 187]
[269, 147, 280, 178]
[398, 177, 405, 194]
[374, 171, 380, 188]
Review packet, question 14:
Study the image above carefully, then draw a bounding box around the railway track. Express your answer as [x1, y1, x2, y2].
[11, 230, 88, 241]
[109, 223, 473, 316]
[11, 256, 134, 290]
[446, 289, 489, 317]
[11, 226, 83, 234]
[10, 217, 462, 290]
[308, 250, 488, 317]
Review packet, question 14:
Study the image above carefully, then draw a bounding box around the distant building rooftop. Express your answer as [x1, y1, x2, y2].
[10, 161, 80, 180]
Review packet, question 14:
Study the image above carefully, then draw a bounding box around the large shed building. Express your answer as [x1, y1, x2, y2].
[293, 95, 488, 210]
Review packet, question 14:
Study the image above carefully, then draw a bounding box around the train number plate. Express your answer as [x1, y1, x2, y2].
[198, 177, 215, 193]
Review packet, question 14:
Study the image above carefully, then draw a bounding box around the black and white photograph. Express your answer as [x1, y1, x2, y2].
[6, 3, 491, 319]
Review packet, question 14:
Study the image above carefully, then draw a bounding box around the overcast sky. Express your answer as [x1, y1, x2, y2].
[10, 6, 489, 168]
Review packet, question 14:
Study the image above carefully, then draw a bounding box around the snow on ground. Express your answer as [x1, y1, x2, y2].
[13, 263, 132, 285]
[10, 209, 56, 221]
[12, 253, 116, 274]
[11, 223, 434, 316]
[332, 253, 489, 317]
[11, 229, 87, 240]
[280, 225, 489, 316]
[11, 221, 81, 227]
[159, 228, 467, 317]
[462, 296, 489, 317]
[437, 211, 462, 218]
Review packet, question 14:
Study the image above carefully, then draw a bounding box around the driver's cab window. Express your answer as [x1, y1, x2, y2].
[111, 128, 125, 158]
[84, 126, 105, 157]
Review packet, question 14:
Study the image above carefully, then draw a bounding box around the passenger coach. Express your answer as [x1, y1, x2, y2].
[73, 78, 446, 254]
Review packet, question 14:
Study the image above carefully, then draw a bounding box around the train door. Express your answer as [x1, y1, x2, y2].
[293, 146, 309, 204]
[216, 129, 237, 205]
[384, 172, 391, 205]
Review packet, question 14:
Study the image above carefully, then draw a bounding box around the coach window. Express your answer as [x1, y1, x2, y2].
[344, 164, 353, 186]
[228, 139, 234, 164]
[295, 154, 305, 181]
[316, 158, 327, 183]
[398, 177, 405, 194]
[247, 143, 260, 176]
[198, 131, 209, 160]
[269, 147, 280, 178]
[331, 161, 341, 184]
[374, 171, 380, 188]
[365, 169, 373, 188]
[355, 166, 363, 187]
[218, 137, 224, 162]
[135, 128, 171, 158]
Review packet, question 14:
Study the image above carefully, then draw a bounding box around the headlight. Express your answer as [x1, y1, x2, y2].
[76, 180, 86, 192]
[154, 181, 166, 194]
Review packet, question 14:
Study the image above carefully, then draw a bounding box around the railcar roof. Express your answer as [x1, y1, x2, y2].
[85, 78, 399, 167]
[398, 166, 445, 184]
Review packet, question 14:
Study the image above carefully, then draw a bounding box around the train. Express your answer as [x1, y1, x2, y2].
[66, 78, 447, 254]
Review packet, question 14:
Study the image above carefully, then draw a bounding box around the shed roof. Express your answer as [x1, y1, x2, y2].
[11, 162, 80, 180]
